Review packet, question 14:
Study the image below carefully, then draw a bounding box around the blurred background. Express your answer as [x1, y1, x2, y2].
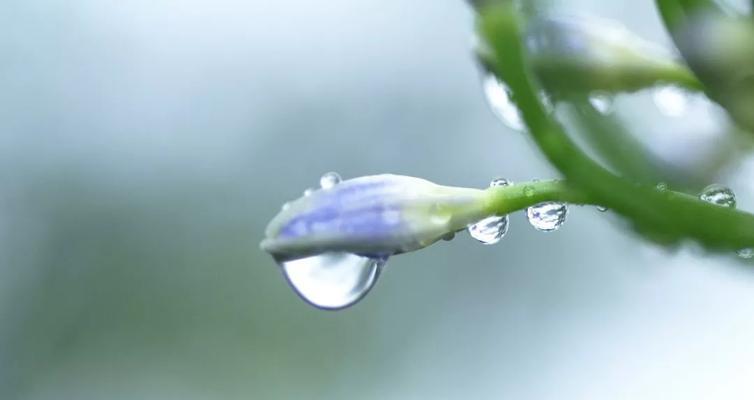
[3, 0, 754, 399]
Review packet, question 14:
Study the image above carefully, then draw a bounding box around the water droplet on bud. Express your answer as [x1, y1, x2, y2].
[526, 202, 568, 232]
[319, 172, 342, 189]
[278, 252, 387, 310]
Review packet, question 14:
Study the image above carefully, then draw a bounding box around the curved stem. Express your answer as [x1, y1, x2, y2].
[478, 5, 754, 252]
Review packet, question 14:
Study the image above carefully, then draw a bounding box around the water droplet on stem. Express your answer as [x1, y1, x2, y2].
[699, 184, 736, 208]
[526, 202, 568, 232]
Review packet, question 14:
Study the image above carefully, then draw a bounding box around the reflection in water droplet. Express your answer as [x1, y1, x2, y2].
[597, 206, 609, 212]
[526, 202, 568, 232]
[319, 172, 342, 189]
[653, 86, 689, 117]
[303, 188, 315, 197]
[482, 74, 525, 131]
[699, 184, 736, 208]
[589, 93, 614, 114]
[279, 252, 386, 310]
[468, 178, 511, 244]
[737, 248, 754, 259]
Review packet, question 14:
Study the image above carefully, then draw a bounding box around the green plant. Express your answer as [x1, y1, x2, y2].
[261, 0, 754, 309]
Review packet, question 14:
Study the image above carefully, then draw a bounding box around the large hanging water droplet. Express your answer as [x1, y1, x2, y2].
[526, 202, 568, 232]
[589, 93, 614, 114]
[467, 178, 511, 244]
[278, 252, 386, 310]
[653, 86, 689, 117]
[319, 172, 342, 189]
[482, 74, 525, 131]
[699, 184, 736, 208]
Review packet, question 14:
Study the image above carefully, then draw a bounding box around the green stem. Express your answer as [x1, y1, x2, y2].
[483, 180, 593, 215]
[478, 5, 754, 252]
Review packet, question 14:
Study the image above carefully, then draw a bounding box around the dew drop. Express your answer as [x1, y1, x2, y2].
[490, 177, 511, 187]
[523, 185, 536, 198]
[281, 202, 291, 211]
[526, 202, 568, 232]
[699, 184, 736, 208]
[653, 86, 689, 117]
[442, 232, 456, 242]
[303, 188, 315, 197]
[482, 74, 525, 131]
[319, 171, 342, 189]
[597, 205, 609, 212]
[468, 215, 509, 244]
[278, 252, 386, 310]
[737, 248, 754, 259]
[589, 93, 614, 114]
[656, 182, 668, 191]
[468, 178, 511, 244]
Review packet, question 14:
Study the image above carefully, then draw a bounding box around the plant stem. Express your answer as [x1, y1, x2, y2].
[483, 180, 593, 215]
[478, 4, 754, 252]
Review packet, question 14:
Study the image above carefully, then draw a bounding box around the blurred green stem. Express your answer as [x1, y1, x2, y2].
[478, 4, 754, 251]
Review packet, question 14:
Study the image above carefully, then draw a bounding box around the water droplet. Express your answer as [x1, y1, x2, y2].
[653, 86, 689, 117]
[279, 252, 386, 310]
[526, 202, 568, 232]
[482, 74, 525, 131]
[656, 182, 668, 191]
[737, 248, 754, 259]
[303, 188, 315, 197]
[699, 184, 736, 208]
[589, 93, 614, 114]
[490, 177, 511, 187]
[468, 215, 509, 244]
[468, 177, 512, 244]
[319, 172, 342, 189]
[282, 202, 291, 211]
[442, 232, 456, 241]
[597, 206, 609, 212]
[523, 185, 536, 198]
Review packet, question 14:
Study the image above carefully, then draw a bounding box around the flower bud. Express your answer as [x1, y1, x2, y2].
[260, 174, 491, 259]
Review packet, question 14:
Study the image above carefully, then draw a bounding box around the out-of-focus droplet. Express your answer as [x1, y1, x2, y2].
[468, 178, 511, 244]
[319, 172, 342, 189]
[279, 252, 386, 310]
[699, 184, 736, 208]
[656, 182, 668, 191]
[482, 74, 526, 131]
[737, 248, 754, 259]
[282, 202, 291, 211]
[597, 205, 609, 212]
[589, 93, 614, 114]
[653, 86, 689, 117]
[526, 202, 568, 232]
[303, 188, 315, 197]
